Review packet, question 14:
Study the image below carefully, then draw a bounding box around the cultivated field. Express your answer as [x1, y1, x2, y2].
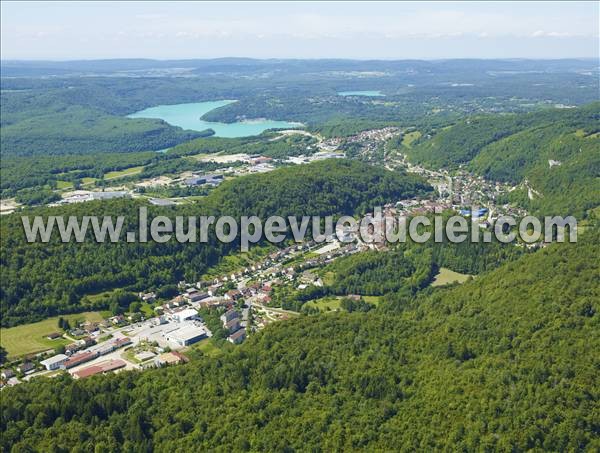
[104, 166, 144, 180]
[303, 295, 381, 312]
[1, 311, 105, 359]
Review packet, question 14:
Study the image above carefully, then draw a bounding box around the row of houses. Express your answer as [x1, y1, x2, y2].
[1, 362, 36, 380]
[65, 336, 96, 356]
[220, 309, 246, 344]
[180, 283, 261, 306]
[190, 244, 314, 289]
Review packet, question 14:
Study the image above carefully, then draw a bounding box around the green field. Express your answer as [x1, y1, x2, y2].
[303, 297, 342, 312]
[189, 338, 225, 358]
[431, 267, 472, 287]
[55, 180, 73, 189]
[401, 130, 422, 148]
[281, 251, 319, 268]
[302, 295, 381, 312]
[1, 311, 105, 359]
[86, 289, 123, 307]
[104, 166, 144, 180]
[190, 152, 214, 161]
[139, 302, 156, 318]
[362, 295, 382, 306]
[56, 177, 97, 189]
[321, 271, 336, 286]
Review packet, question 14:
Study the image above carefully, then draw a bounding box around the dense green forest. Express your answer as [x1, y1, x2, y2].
[328, 248, 432, 295]
[0, 152, 160, 195]
[405, 103, 600, 217]
[0, 160, 430, 326]
[0, 103, 209, 156]
[328, 236, 525, 294]
[168, 132, 318, 159]
[207, 159, 431, 219]
[1, 228, 597, 451]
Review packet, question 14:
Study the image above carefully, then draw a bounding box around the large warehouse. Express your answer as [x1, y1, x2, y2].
[165, 325, 207, 347]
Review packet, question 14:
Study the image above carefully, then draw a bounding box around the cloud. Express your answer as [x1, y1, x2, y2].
[531, 30, 580, 38]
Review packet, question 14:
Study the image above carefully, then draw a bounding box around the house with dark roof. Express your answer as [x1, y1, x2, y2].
[1, 369, 15, 380]
[224, 318, 241, 333]
[220, 309, 240, 325]
[227, 329, 246, 344]
[63, 351, 98, 369]
[17, 362, 35, 374]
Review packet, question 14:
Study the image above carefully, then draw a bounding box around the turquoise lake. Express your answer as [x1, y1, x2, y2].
[338, 90, 385, 97]
[127, 100, 303, 138]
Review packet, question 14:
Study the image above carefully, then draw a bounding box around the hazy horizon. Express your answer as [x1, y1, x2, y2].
[2, 56, 600, 63]
[2, 1, 598, 60]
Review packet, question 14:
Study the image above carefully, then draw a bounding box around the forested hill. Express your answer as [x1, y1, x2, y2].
[405, 102, 600, 218]
[209, 159, 431, 218]
[0, 160, 430, 327]
[2, 229, 598, 451]
[0, 101, 211, 157]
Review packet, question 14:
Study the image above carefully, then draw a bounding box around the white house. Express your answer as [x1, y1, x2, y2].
[40, 354, 68, 371]
[171, 308, 199, 323]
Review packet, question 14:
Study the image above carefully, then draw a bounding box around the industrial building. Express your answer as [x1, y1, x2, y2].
[73, 359, 127, 379]
[165, 325, 207, 347]
[40, 354, 68, 371]
[170, 308, 199, 323]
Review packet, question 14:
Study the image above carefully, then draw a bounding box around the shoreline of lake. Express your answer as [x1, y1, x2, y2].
[127, 100, 304, 138]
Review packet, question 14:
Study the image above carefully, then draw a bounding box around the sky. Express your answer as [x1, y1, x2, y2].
[1, 1, 598, 60]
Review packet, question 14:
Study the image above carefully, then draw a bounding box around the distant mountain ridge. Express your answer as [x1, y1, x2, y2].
[2, 57, 598, 77]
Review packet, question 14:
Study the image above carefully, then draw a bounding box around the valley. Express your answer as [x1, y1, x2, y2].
[0, 56, 598, 451]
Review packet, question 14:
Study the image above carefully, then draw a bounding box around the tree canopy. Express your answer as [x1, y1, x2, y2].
[1, 228, 598, 451]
